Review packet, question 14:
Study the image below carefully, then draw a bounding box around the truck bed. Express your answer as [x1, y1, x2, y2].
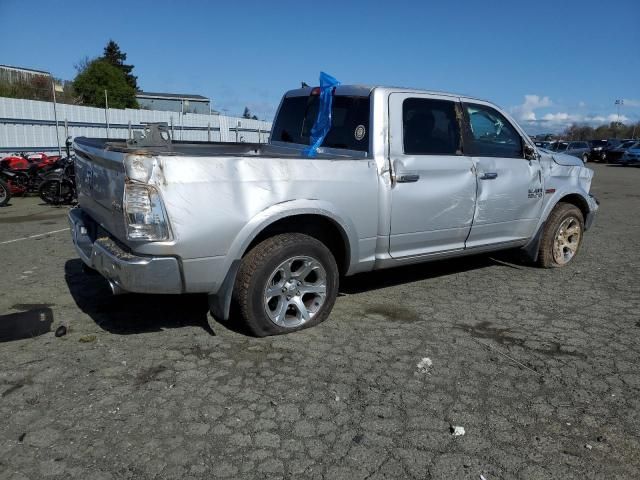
[74, 137, 367, 159]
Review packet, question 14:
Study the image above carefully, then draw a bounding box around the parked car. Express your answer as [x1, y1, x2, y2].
[534, 141, 552, 149]
[620, 143, 640, 165]
[68, 84, 598, 336]
[589, 139, 625, 163]
[606, 140, 638, 164]
[548, 141, 590, 163]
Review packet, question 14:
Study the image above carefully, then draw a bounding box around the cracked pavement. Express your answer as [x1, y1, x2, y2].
[0, 163, 639, 479]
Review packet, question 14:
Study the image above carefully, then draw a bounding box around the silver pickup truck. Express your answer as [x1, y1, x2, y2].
[69, 85, 598, 336]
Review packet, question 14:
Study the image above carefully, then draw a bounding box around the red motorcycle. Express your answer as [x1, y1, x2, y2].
[1, 153, 58, 195]
[0, 177, 10, 206]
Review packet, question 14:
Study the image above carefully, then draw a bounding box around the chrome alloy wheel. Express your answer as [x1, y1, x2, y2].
[263, 256, 327, 328]
[553, 216, 582, 265]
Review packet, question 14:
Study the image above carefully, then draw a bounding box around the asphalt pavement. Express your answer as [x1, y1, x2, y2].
[0, 163, 639, 479]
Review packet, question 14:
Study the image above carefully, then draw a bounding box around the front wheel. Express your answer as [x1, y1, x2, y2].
[232, 233, 339, 337]
[0, 178, 11, 206]
[538, 203, 584, 268]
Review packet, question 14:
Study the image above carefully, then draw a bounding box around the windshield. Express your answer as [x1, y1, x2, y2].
[620, 141, 636, 149]
[589, 140, 607, 147]
[550, 142, 569, 152]
[271, 94, 370, 152]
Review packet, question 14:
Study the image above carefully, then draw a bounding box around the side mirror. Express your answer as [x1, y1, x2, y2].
[524, 144, 538, 160]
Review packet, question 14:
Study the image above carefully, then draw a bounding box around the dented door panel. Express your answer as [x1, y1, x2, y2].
[387, 92, 477, 258]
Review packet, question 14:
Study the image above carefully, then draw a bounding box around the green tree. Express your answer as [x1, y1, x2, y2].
[73, 60, 138, 109]
[102, 40, 138, 91]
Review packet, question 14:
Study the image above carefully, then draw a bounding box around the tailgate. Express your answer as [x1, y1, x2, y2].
[74, 138, 128, 242]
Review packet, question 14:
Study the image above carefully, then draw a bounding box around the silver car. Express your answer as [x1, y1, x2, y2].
[549, 141, 591, 163]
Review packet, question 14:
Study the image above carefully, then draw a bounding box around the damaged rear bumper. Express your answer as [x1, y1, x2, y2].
[68, 208, 183, 294]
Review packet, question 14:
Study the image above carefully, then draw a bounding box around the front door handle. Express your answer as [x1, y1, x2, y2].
[396, 173, 420, 183]
[479, 172, 498, 180]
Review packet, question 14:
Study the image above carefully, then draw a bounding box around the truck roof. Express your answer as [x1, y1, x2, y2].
[285, 84, 486, 103]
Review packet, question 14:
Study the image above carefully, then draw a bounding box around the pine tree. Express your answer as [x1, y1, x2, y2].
[73, 59, 138, 109]
[102, 40, 138, 91]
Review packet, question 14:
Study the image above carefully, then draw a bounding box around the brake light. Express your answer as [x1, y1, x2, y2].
[124, 183, 170, 241]
[311, 87, 321, 95]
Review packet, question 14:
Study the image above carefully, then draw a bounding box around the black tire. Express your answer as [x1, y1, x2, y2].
[538, 203, 584, 268]
[39, 178, 74, 205]
[582, 153, 589, 164]
[0, 178, 11, 207]
[232, 233, 339, 337]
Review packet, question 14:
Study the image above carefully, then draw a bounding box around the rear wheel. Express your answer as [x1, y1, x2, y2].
[582, 153, 589, 164]
[538, 203, 584, 268]
[39, 178, 74, 204]
[0, 179, 11, 206]
[232, 233, 339, 337]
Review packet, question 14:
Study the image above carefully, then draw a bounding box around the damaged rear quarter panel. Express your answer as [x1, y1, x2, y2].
[134, 154, 380, 267]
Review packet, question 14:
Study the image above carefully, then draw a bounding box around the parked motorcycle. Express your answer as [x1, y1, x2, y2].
[0, 177, 11, 207]
[0, 154, 69, 196]
[38, 156, 76, 205]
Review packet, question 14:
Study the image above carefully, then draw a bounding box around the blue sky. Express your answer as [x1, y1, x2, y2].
[1, 0, 638, 132]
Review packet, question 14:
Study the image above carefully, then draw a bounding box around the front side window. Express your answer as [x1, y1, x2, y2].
[402, 98, 461, 155]
[465, 103, 523, 158]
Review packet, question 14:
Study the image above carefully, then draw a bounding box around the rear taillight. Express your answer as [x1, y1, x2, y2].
[124, 183, 170, 241]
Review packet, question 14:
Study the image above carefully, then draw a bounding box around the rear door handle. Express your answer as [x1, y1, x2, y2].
[479, 172, 498, 180]
[396, 173, 420, 183]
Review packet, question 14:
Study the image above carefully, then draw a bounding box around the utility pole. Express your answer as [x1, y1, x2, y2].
[104, 89, 110, 139]
[180, 99, 184, 141]
[51, 79, 62, 156]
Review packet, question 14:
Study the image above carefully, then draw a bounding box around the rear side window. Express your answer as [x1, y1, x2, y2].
[402, 98, 461, 155]
[465, 103, 523, 158]
[271, 95, 370, 152]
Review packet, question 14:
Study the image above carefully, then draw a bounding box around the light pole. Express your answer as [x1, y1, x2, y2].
[615, 99, 623, 138]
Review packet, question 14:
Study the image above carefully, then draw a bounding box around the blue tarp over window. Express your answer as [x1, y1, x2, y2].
[303, 72, 340, 157]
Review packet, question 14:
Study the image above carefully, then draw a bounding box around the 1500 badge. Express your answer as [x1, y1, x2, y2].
[528, 188, 543, 199]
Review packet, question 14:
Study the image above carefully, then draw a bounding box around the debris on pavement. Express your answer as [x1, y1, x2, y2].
[78, 334, 96, 343]
[416, 357, 433, 374]
[54, 325, 67, 337]
[450, 425, 465, 436]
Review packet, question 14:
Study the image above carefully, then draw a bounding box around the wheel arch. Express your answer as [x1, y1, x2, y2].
[209, 201, 357, 322]
[243, 213, 351, 276]
[556, 193, 589, 222]
[522, 190, 592, 262]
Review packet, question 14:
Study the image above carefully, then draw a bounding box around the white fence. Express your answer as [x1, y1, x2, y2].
[0, 96, 272, 153]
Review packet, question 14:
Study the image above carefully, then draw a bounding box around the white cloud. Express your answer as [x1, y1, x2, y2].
[623, 99, 640, 107]
[511, 94, 552, 121]
[531, 112, 629, 128]
[542, 112, 573, 122]
[607, 113, 629, 123]
[578, 101, 586, 108]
